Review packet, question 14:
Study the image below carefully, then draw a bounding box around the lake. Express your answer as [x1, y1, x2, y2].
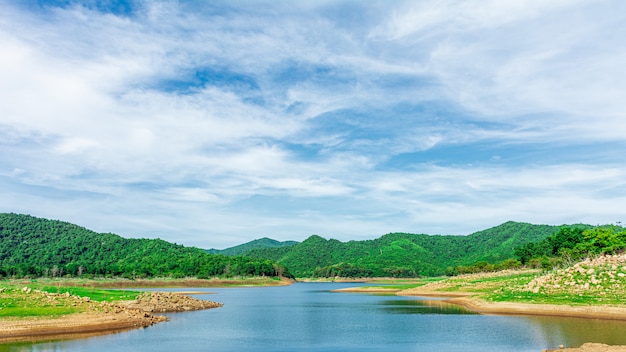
[6, 282, 626, 351]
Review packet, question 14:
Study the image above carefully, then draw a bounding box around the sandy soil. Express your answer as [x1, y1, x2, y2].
[0, 291, 222, 344]
[545, 343, 626, 351]
[445, 296, 626, 320]
[332, 286, 403, 293]
[396, 286, 626, 321]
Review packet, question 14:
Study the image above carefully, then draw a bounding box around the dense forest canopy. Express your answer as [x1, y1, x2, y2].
[206, 237, 299, 256]
[3, 213, 619, 280]
[0, 213, 292, 279]
[244, 221, 561, 277]
[514, 224, 626, 268]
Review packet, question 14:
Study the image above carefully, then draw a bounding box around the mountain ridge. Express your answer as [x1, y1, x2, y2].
[206, 237, 299, 256]
[0, 213, 291, 279]
[243, 221, 569, 277]
[1, 212, 594, 279]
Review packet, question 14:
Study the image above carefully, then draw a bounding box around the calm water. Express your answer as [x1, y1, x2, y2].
[5, 282, 626, 351]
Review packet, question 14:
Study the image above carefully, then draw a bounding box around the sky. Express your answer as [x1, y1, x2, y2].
[1, 0, 625, 249]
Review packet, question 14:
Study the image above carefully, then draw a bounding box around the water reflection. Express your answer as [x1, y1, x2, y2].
[379, 299, 477, 315]
[523, 315, 626, 348]
[6, 283, 626, 352]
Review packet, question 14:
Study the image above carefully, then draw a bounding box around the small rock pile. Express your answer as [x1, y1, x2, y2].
[525, 254, 626, 295]
[119, 291, 223, 313]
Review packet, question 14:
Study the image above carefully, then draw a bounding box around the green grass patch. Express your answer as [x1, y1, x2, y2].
[34, 285, 140, 302]
[419, 269, 626, 306]
[0, 282, 142, 319]
[0, 288, 81, 317]
[485, 286, 626, 306]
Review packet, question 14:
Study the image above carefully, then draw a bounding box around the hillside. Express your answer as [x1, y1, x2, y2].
[245, 221, 562, 277]
[0, 213, 291, 279]
[399, 252, 626, 308]
[206, 237, 299, 256]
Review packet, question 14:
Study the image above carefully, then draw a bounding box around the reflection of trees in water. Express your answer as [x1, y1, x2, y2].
[380, 299, 626, 349]
[512, 315, 626, 349]
[379, 299, 477, 315]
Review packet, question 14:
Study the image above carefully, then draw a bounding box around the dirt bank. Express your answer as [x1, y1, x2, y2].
[442, 296, 626, 321]
[332, 286, 403, 293]
[397, 283, 626, 321]
[0, 291, 222, 344]
[544, 343, 626, 351]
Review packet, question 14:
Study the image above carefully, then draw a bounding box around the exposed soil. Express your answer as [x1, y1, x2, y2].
[440, 296, 626, 321]
[0, 290, 222, 344]
[545, 343, 626, 352]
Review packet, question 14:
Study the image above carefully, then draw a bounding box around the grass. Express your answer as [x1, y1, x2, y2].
[0, 275, 289, 319]
[0, 281, 142, 318]
[34, 285, 140, 301]
[405, 265, 626, 307]
[484, 289, 624, 306]
[0, 287, 83, 318]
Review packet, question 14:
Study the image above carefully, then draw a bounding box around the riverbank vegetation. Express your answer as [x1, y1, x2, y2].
[0, 284, 221, 344]
[0, 275, 288, 322]
[397, 253, 626, 307]
[0, 283, 141, 318]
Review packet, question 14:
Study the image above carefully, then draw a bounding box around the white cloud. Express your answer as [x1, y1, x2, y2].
[368, 0, 626, 141]
[1, 1, 625, 248]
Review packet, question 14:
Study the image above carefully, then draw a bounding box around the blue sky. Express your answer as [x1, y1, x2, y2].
[1, 0, 625, 249]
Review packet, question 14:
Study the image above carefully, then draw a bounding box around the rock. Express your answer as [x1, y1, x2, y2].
[118, 291, 222, 313]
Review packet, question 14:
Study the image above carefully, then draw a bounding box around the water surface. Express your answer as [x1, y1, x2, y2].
[6, 282, 626, 351]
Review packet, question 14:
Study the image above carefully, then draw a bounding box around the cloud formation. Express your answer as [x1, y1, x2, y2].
[1, 0, 625, 248]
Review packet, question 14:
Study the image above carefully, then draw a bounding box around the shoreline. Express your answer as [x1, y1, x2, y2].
[0, 291, 222, 344]
[395, 287, 626, 321]
[360, 285, 626, 351]
[0, 310, 166, 344]
[336, 283, 626, 321]
[442, 296, 626, 321]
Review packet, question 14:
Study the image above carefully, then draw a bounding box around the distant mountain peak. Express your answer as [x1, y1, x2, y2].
[206, 237, 299, 256]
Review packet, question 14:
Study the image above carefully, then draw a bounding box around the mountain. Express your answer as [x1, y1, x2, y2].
[1, 213, 590, 280]
[206, 237, 299, 256]
[244, 221, 564, 277]
[0, 213, 291, 279]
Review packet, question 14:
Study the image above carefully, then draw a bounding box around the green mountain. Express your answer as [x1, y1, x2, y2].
[244, 221, 562, 277]
[1, 213, 589, 280]
[0, 213, 291, 279]
[206, 237, 299, 256]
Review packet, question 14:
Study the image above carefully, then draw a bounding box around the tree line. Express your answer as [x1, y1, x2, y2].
[244, 221, 561, 277]
[513, 224, 626, 269]
[0, 213, 293, 279]
[446, 224, 626, 275]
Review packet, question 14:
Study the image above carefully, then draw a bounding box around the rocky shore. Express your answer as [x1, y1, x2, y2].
[0, 290, 222, 343]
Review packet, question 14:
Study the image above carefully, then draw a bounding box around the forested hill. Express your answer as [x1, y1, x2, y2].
[206, 237, 299, 256]
[0, 213, 291, 279]
[244, 221, 562, 277]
